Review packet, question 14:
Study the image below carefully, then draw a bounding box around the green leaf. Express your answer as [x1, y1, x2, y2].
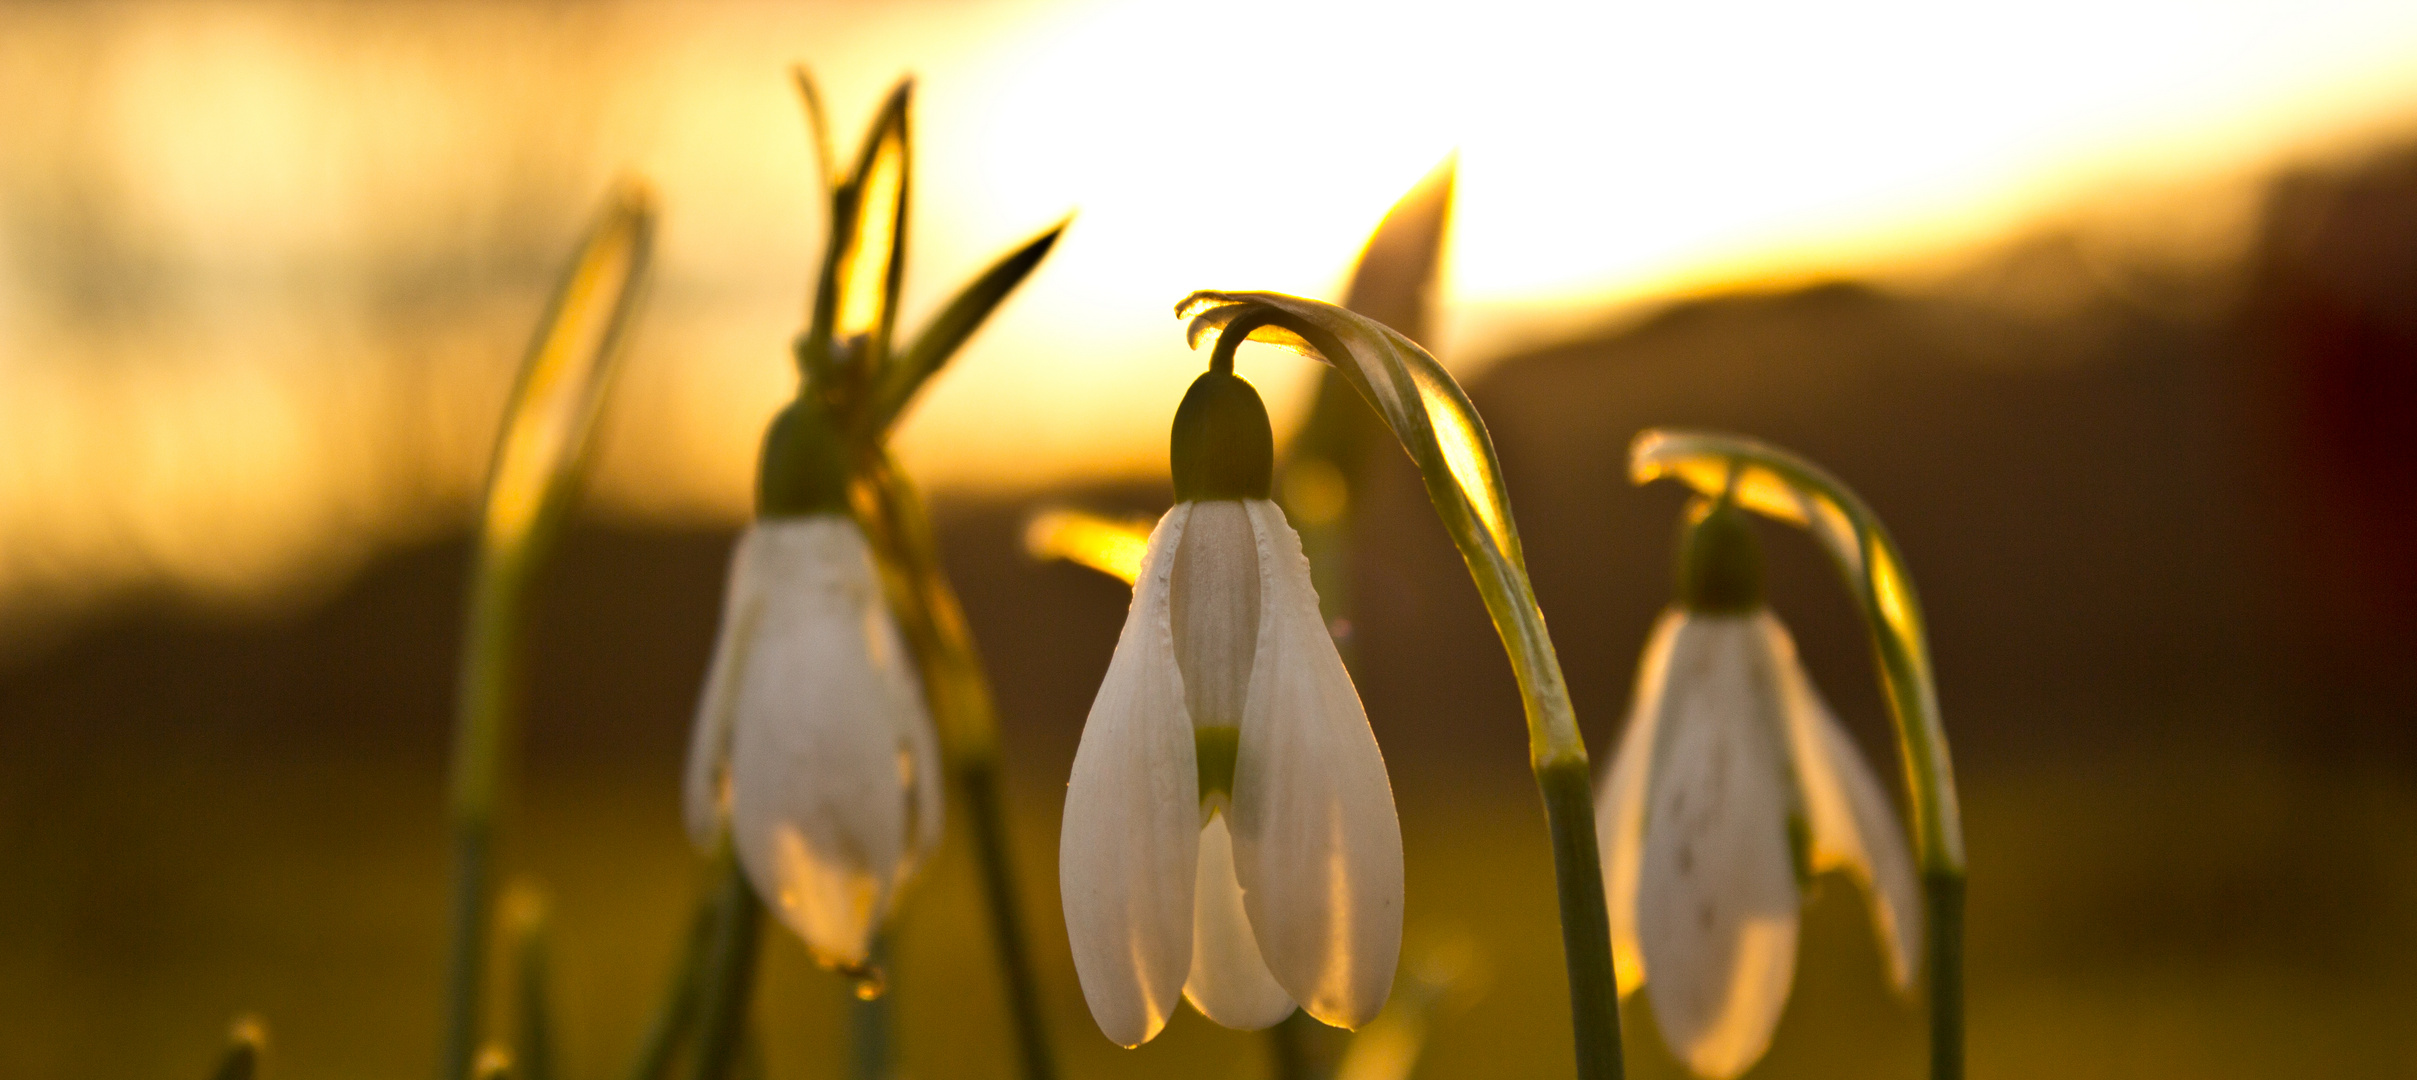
[478, 182, 656, 557]
[865, 219, 1066, 439]
[807, 79, 913, 385]
[1341, 154, 1454, 347]
[1179, 292, 1526, 591]
[791, 66, 838, 201]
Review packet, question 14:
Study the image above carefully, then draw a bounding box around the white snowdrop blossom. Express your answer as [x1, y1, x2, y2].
[683, 514, 943, 972]
[1596, 604, 1923, 1079]
[1060, 497, 1404, 1047]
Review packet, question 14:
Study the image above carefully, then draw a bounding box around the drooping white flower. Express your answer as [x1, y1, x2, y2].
[1596, 506, 1922, 1080]
[1060, 368, 1401, 1048]
[683, 514, 943, 972]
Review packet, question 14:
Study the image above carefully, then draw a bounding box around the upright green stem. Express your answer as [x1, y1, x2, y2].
[853, 455, 1056, 1080]
[1928, 873, 1965, 1080]
[686, 853, 766, 1080]
[624, 847, 727, 1080]
[850, 936, 894, 1080]
[442, 548, 533, 1080]
[1268, 1010, 1317, 1080]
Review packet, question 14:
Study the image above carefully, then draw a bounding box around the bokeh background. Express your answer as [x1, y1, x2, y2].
[5, 1, 2417, 1078]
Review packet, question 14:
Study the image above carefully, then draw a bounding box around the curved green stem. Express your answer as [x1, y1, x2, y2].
[852, 453, 1056, 1080]
[1180, 292, 1623, 1079]
[1629, 428, 1966, 1080]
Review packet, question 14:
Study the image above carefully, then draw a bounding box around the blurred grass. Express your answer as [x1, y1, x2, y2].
[3, 739, 2412, 1079]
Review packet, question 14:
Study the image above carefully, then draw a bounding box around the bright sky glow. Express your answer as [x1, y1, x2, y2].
[5, 0, 2417, 625]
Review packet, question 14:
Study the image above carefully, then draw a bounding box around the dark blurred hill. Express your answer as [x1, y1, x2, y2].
[9, 143, 2417, 786]
[8, 132, 2417, 1080]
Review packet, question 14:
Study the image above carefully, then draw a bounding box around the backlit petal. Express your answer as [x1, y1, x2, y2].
[1169, 499, 1261, 731]
[1230, 500, 1403, 1030]
[1061, 506, 1202, 1047]
[1636, 615, 1800, 1080]
[1183, 813, 1297, 1030]
[682, 528, 763, 848]
[725, 517, 929, 970]
[1762, 612, 1923, 991]
[1597, 608, 1688, 998]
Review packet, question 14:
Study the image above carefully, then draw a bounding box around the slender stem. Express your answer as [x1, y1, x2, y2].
[853, 456, 1056, 1080]
[507, 887, 556, 1080]
[1927, 872, 1966, 1080]
[686, 853, 766, 1080]
[959, 758, 1056, 1080]
[624, 845, 730, 1080]
[850, 936, 894, 1080]
[1539, 758, 1623, 1080]
[1268, 1010, 1319, 1080]
[441, 549, 532, 1080]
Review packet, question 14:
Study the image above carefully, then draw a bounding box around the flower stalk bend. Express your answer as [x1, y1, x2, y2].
[1177, 291, 1625, 1080]
[441, 184, 655, 1080]
[1628, 428, 1966, 1080]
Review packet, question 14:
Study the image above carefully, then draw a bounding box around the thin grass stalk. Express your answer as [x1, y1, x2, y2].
[623, 844, 728, 1080]
[439, 187, 654, 1080]
[1628, 428, 1966, 1080]
[685, 853, 766, 1080]
[850, 936, 894, 1080]
[851, 452, 1055, 1080]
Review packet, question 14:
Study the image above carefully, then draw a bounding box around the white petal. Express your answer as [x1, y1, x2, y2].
[1183, 813, 1297, 1029]
[1061, 506, 1202, 1047]
[1169, 500, 1261, 731]
[1229, 500, 1403, 1030]
[1762, 613, 1923, 991]
[684, 527, 766, 848]
[1636, 614, 1801, 1080]
[724, 517, 932, 970]
[1596, 608, 1689, 998]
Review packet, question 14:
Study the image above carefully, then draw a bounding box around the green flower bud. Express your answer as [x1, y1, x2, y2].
[1675, 497, 1764, 614]
[757, 396, 853, 518]
[1169, 370, 1273, 503]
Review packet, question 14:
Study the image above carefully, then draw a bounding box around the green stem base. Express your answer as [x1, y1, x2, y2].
[1539, 757, 1625, 1080]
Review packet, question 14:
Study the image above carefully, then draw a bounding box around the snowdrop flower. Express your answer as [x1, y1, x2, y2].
[1597, 499, 1922, 1079]
[683, 400, 943, 976]
[1061, 368, 1403, 1047]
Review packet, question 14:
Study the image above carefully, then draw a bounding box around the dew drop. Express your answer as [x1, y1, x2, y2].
[840, 962, 888, 1000]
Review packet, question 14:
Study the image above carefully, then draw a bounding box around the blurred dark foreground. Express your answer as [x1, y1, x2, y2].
[6, 147, 2417, 1080]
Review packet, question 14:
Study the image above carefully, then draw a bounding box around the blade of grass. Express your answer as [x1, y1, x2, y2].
[505, 884, 556, 1080]
[623, 843, 732, 1080]
[684, 850, 766, 1080]
[864, 220, 1067, 438]
[439, 183, 656, 1080]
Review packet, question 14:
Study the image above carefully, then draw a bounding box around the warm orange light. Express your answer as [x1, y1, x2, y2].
[1023, 510, 1151, 585]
